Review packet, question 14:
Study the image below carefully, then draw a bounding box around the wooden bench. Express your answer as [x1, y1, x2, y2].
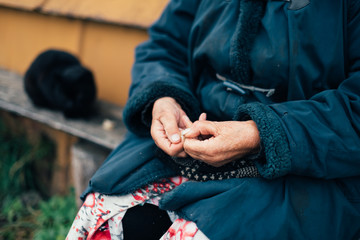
[0, 69, 127, 205]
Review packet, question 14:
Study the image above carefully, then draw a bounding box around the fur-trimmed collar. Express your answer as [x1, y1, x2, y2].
[231, 0, 266, 84]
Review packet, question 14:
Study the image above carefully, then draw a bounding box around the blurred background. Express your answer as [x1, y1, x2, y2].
[0, 0, 168, 105]
[0, 0, 167, 239]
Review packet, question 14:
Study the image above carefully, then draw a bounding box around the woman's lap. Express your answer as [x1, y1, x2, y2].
[66, 176, 209, 240]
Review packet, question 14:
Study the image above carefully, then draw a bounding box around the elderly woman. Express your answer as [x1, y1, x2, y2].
[67, 0, 360, 239]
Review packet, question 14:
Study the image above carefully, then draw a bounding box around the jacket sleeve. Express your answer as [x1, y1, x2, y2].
[236, 0, 360, 180]
[123, 0, 202, 137]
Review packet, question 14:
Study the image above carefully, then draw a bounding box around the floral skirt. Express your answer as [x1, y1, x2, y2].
[66, 176, 209, 240]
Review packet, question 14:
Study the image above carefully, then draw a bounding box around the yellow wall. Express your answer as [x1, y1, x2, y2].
[0, 1, 166, 105]
[80, 22, 148, 105]
[0, 8, 80, 72]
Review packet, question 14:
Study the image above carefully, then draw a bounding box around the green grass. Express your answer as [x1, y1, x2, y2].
[0, 119, 77, 240]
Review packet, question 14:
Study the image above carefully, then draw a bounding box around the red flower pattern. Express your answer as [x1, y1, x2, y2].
[67, 176, 207, 240]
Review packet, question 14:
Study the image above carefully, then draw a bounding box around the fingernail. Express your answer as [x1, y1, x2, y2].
[170, 134, 180, 142]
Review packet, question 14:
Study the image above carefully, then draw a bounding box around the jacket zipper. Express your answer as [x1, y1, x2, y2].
[216, 73, 275, 97]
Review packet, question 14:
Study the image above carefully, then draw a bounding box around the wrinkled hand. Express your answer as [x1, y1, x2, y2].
[183, 120, 260, 167]
[151, 97, 192, 157]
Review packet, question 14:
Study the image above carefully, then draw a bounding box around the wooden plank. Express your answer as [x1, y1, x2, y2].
[0, 69, 127, 149]
[42, 0, 168, 28]
[71, 141, 110, 206]
[49, 129, 76, 195]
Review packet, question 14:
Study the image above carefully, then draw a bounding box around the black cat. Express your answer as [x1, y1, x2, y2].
[24, 49, 97, 118]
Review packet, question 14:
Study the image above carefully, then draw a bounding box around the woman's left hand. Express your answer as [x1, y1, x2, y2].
[183, 120, 261, 167]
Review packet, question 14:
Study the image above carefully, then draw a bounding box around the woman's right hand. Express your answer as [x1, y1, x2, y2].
[151, 97, 192, 157]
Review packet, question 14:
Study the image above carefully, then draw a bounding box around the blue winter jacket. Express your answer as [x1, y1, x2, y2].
[84, 0, 360, 239]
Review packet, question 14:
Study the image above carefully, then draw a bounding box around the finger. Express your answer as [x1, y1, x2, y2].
[199, 112, 207, 121]
[184, 138, 228, 167]
[151, 119, 183, 155]
[183, 137, 214, 161]
[151, 119, 170, 147]
[183, 121, 218, 139]
[167, 143, 186, 156]
[184, 137, 211, 154]
[159, 114, 181, 143]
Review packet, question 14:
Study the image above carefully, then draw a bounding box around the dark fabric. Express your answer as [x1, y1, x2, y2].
[122, 203, 172, 240]
[231, 0, 266, 84]
[159, 176, 360, 239]
[82, 133, 177, 199]
[157, 148, 260, 181]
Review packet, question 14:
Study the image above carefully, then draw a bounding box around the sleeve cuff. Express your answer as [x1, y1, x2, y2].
[123, 81, 201, 137]
[234, 102, 292, 179]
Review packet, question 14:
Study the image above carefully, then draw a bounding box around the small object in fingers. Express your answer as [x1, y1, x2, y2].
[181, 128, 191, 141]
